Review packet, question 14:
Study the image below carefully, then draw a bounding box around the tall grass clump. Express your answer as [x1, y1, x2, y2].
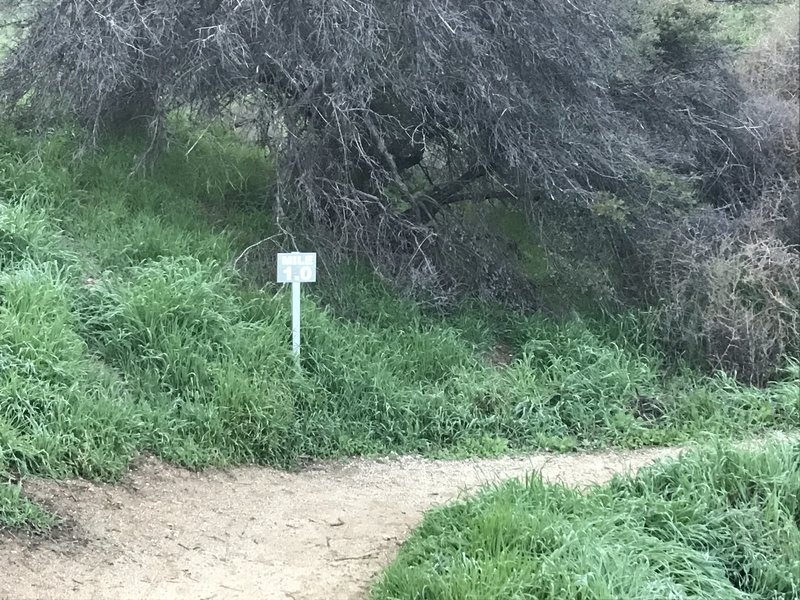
[0, 260, 140, 479]
[293, 305, 799, 456]
[75, 257, 298, 467]
[0, 483, 54, 530]
[373, 442, 800, 600]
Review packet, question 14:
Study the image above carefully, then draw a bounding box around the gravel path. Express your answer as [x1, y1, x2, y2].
[0, 447, 685, 600]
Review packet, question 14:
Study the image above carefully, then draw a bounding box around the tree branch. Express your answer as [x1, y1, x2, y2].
[403, 165, 513, 223]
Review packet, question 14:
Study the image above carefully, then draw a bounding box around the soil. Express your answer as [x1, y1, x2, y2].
[0, 447, 683, 600]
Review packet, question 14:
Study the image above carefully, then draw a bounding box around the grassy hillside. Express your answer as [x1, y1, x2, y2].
[0, 123, 798, 528]
[373, 442, 800, 600]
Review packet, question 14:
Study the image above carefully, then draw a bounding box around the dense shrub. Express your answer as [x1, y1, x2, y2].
[639, 4, 800, 384]
[738, 3, 799, 181]
[652, 192, 799, 385]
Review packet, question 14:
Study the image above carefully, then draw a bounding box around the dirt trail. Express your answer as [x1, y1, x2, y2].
[0, 447, 683, 600]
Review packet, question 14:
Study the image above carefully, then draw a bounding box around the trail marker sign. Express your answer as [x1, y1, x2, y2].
[277, 252, 317, 283]
[277, 252, 317, 357]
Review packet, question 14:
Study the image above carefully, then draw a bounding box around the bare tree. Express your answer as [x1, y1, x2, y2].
[0, 0, 776, 303]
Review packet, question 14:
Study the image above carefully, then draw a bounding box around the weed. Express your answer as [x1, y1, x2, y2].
[0, 483, 55, 531]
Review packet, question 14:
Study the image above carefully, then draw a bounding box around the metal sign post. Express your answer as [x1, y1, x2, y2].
[291, 279, 301, 355]
[277, 252, 317, 357]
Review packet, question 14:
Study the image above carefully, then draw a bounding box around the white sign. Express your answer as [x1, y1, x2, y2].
[276, 252, 317, 357]
[277, 252, 317, 283]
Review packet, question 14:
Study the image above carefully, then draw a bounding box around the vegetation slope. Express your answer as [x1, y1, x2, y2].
[0, 0, 798, 532]
[0, 123, 797, 528]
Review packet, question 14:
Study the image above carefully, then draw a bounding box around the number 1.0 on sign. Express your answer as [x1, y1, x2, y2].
[277, 253, 317, 283]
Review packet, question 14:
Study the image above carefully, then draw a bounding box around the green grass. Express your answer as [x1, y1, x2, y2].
[0, 483, 54, 530]
[0, 122, 798, 528]
[373, 442, 800, 600]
